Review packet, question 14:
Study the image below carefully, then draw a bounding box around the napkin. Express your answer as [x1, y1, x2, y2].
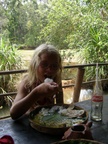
[44, 78, 53, 83]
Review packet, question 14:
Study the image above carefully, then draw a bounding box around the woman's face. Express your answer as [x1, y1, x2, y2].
[37, 52, 60, 82]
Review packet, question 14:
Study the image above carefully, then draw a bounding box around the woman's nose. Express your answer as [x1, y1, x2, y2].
[46, 66, 53, 72]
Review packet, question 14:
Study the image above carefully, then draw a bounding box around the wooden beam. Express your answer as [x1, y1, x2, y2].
[73, 67, 85, 103]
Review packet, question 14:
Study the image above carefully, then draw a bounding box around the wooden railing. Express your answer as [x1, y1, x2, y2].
[0, 63, 108, 103]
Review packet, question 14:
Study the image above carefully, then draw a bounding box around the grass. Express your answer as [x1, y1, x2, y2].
[19, 50, 34, 58]
[18, 49, 79, 68]
[18, 50, 34, 68]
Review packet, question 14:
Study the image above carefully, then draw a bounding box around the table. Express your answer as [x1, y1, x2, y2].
[0, 96, 108, 144]
[75, 95, 108, 144]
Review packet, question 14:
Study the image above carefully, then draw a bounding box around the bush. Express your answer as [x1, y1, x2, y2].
[0, 38, 22, 106]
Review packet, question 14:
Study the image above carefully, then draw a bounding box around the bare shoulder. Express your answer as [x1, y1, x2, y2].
[18, 77, 29, 93]
[14, 78, 29, 102]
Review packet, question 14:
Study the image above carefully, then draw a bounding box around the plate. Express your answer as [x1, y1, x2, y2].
[51, 139, 104, 144]
[29, 104, 88, 135]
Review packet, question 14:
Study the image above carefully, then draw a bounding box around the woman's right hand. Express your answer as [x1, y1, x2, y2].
[32, 82, 59, 99]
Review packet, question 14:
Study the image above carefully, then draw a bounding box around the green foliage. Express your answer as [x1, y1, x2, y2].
[0, 38, 21, 70]
[0, 0, 108, 81]
[79, 0, 108, 80]
[0, 38, 22, 105]
[38, 0, 80, 49]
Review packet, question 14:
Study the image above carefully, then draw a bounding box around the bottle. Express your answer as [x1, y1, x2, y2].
[91, 63, 103, 122]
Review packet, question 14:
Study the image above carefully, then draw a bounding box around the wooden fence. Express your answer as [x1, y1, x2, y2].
[0, 63, 108, 103]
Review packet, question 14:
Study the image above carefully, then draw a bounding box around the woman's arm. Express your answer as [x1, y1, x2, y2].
[10, 81, 59, 120]
[10, 82, 58, 120]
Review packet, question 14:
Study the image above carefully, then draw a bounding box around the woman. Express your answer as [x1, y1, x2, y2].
[10, 44, 63, 120]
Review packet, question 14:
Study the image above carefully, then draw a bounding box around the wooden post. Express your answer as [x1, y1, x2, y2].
[56, 83, 64, 104]
[73, 67, 85, 103]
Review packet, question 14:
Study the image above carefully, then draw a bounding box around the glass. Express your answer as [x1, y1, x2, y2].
[39, 61, 59, 70]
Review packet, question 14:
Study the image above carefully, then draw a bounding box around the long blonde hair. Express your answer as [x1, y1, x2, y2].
[24, 44, 62, 88]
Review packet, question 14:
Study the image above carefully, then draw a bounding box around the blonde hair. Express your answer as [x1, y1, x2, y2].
[24, 44, 62, 88]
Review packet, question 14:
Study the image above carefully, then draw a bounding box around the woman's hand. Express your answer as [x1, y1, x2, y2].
[32, 82, 59, 99]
